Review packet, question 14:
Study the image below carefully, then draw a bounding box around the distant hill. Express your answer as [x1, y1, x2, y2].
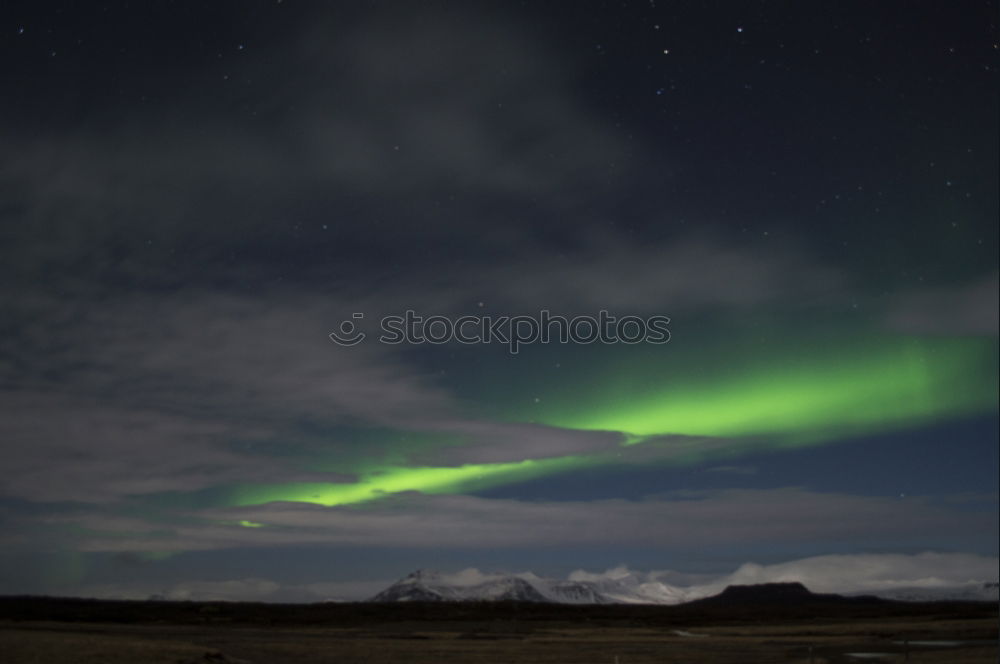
[683, 582, 884, 607]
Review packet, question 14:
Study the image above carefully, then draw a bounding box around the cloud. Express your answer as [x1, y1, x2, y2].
[0, 387, 371, 503]
[0, 290, 464, 502]
[567, 565, 635, 583]
[885, 272, 999, 335]
[403, 421, 626, 465]
[60, 488, 995, 553]
[0, 4, 632, 291]
[0, 0, 847, 321]
[289, 6, 629, 198]
[704, 465, 758, 475]
[471, 233, 845, 314]
[417, 568, 541, 587]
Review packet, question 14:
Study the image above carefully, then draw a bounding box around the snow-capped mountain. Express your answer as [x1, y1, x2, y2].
[369, 569, 693, 604]
[545, 572, 692, 604]
[370, 570, 549, 603]
[370, 570, 1000, 605]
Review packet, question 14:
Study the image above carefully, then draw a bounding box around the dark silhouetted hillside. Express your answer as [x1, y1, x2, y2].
[687, 582, 884, 607]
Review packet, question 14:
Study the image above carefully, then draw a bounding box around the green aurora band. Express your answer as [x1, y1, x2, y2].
[228, 336, 996, 512]
[539, 336, 995, 440]
[230, 457, 589, 508]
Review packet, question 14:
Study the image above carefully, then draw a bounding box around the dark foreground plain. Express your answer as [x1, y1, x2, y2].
[0, 596, 996, 663]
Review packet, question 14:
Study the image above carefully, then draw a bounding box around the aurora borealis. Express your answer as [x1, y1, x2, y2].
[226, 335, 997, 511]
[229, 459, 587, 509]
[539, 337, 996, 441]
[1, 1, 997, 601]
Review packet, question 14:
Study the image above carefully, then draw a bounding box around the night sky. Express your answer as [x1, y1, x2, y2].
[1, 1, 997, 601]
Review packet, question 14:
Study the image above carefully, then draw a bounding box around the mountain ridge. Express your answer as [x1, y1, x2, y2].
[369, 570, 1000, 605]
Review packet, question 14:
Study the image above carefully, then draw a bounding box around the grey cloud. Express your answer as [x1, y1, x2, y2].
[0, 390, 353, 503]
[468, 233, 846, 314]
[292, 7, 627, 197]
[403, 420, 626, 465]
[610, 434, 744, 464]
[102, 294, 456, 426]
[294, 231, 846, 318]
[885, 272, 999, 335]
[3, 3, 850, 321]
[70, 488, 995, 553]
[704, 465, 758, 475]
[0, 5, 631, 287]
[23, 291, 456, 425]
[0, 292, 458, 503]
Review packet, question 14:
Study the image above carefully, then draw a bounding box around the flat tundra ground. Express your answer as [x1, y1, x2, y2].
[1, 614, 997, 663]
